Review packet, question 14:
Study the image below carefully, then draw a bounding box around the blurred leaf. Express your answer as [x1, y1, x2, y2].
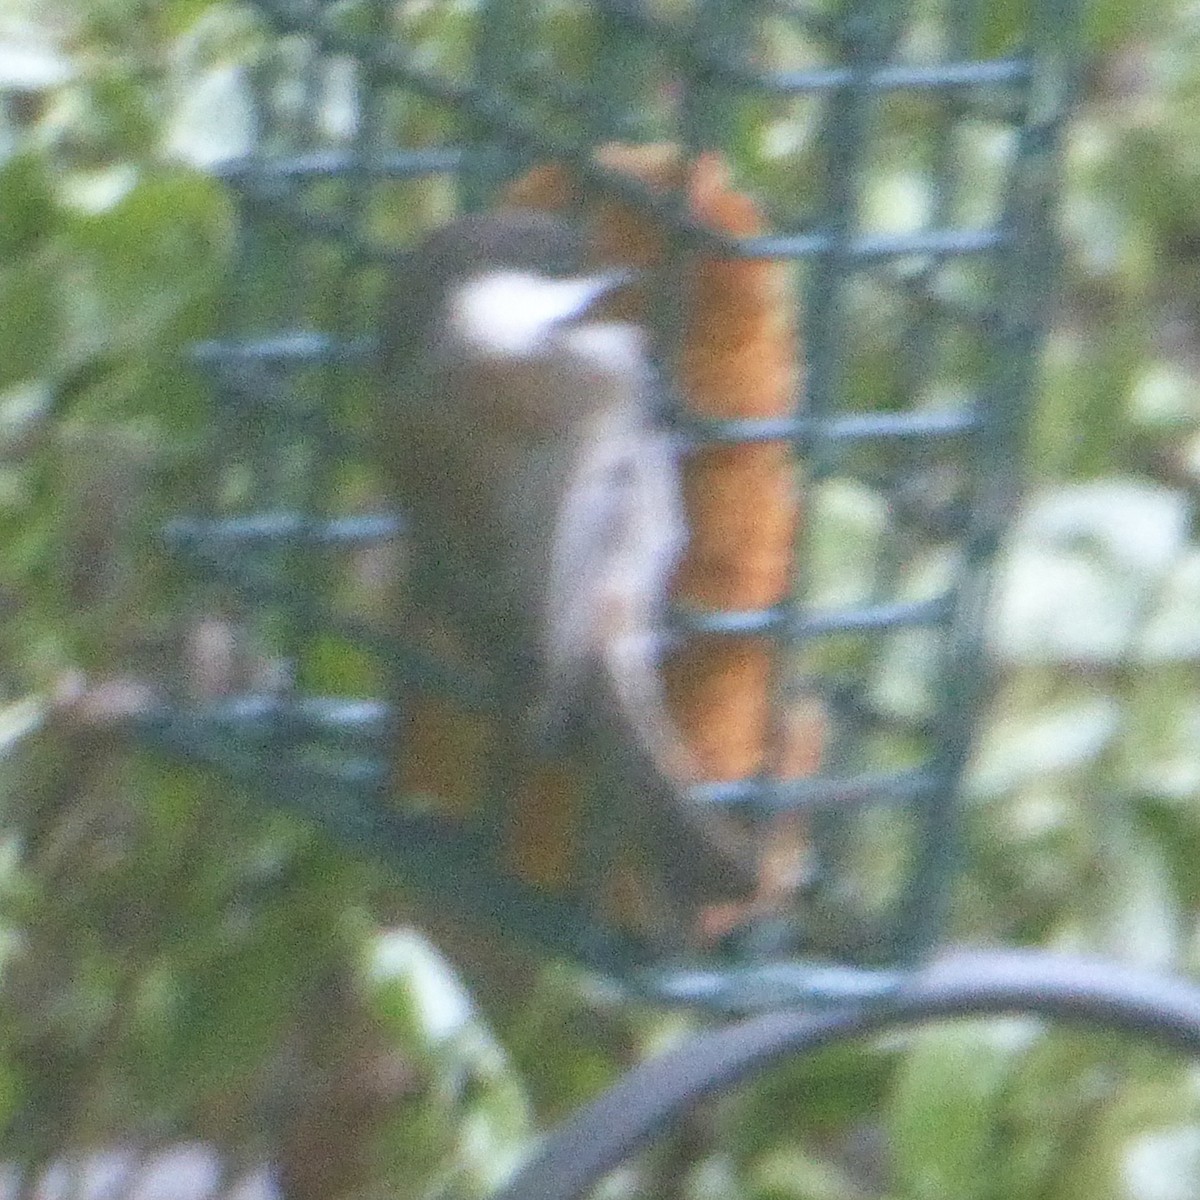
[972, 0, 1026, 57]
[987, 1030, 1124, 1200]
[970, 692, 1121, 799]
[1083, 810, 1180, 969]
[1082, 0, 1157, 47]
[60, 168, 231, 365]
[1122, 1126, 1200, 1200]
[1032, 323, 1149, 480]
[1127, 361, 1200, 431]
[889, 1019, 1039, 1200]
[159, 0, 245, 35]
[0, 152, 56, 259]
[1137, 552, 1200, 662]
[166, 63, 255, 167]
[1052, 1063, 1200, 1200]
[368, 929, 481, 1051]
[302, 633, 384, 696]
[0, 254, 61, 387]
[729, 1039, 895, 1154]
[0, 696, 47, 758]
[85, 68, 160, 161]
[751, 1145, 873, 1200]
[366, 930, 533, 1195]
[1139, 796, 1200, 897]
[993, 482, 1191, 666]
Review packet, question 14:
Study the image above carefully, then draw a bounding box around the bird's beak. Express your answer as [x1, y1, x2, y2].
[585, 267, 640, 298]
[557, 267, 640, 323]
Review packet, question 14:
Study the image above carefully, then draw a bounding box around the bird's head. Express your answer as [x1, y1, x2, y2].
[385, 211, 637, 370]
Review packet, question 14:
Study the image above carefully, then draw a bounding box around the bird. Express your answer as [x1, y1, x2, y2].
[376, 208, 758, 938]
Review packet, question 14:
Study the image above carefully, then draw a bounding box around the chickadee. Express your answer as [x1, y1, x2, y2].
[377, 209, 757, 927]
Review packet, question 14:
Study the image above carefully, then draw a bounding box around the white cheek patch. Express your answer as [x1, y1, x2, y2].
[448, 270, 622, 359]
[560, 322, 647, 376]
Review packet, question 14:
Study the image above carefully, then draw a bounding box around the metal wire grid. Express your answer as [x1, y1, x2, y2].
[145, 0, 1078, 1010]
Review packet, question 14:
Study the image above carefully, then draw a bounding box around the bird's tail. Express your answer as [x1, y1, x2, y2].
[575, 634, 760, 926]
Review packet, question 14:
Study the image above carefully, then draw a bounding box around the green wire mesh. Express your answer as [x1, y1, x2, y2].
[146, 0, 1079, 1011]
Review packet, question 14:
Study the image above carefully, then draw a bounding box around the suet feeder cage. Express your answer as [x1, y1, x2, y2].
[147, 0, 1080, 1012]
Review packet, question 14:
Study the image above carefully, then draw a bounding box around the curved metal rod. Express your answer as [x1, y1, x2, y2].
[495, 950, 1200, 1200]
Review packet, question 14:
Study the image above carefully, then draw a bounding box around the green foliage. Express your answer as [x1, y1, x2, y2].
[889, 1019, 1036, 1200]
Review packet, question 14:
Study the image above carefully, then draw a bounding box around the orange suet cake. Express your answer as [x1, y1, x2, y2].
[398, 143, 820, 935]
